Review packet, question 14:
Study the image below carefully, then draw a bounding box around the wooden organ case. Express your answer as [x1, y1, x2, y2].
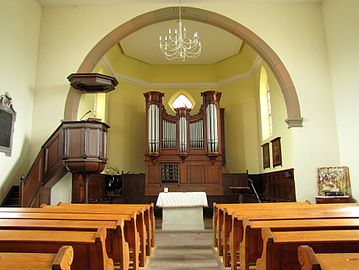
[144, 91, 224, 196]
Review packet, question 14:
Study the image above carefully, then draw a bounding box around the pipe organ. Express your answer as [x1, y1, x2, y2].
[144, 91, 224, 196]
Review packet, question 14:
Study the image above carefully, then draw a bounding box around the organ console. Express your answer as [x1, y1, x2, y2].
[144, 91, 224, 196]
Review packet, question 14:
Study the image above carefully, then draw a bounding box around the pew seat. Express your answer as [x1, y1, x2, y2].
[0, 228, 113, 270]
[0, 210, 140, 270]
[0, 218, 129, 270]
[0, 246, 73, 270]
[298, 245, 359, 270]
[237, 218, 359, 270]
[256, 228, 359, 270]
[228, 204, 359, 269]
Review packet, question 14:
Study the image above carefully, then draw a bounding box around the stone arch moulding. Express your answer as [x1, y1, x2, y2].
[64, 6, 303, 128]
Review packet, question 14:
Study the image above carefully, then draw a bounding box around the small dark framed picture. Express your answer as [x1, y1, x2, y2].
[271, 137, 282, 167]
[262, 143, 270, 169]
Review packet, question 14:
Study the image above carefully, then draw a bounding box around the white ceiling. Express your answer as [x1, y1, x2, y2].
[120, 20, 243, 65]
[37, 0, 322, 7]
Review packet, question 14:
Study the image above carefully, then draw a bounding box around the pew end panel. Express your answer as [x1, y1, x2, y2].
[0, 246, 74, 270]
[298, 245, 321, 270]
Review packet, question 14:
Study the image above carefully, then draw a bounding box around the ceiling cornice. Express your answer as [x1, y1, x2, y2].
[100, 55, 263, 89]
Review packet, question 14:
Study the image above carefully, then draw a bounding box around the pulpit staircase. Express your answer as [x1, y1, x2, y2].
[1, 185, 20, 207]
[1, 120, 109, 208]
[1, 73, 118, 208]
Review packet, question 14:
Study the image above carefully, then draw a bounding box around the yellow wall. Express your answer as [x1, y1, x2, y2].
[220, 77, 260, 173]
[256, 63, 294, 173]
[0, 0, 42, 202]
[95, 41, 266, 175]
[215, 43, 257, 81]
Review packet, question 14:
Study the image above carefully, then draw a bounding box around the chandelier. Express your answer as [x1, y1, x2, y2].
[159, 1, 202, 61]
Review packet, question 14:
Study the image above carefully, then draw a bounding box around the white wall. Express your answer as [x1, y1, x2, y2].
[51, 173, 72, 205]
[0, 0, 41, 202]
[322, 0, 359, 201]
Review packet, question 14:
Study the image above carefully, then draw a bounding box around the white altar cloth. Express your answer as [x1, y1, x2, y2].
[156, 192, 208, 208]
[156, 192, 208, 230]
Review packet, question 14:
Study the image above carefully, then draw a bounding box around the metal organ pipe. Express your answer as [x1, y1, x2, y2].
[206, 105, 212, 152]
[189, 120, 204, 148]
[179, 117, 187, 152]
[199, 120, 203, 148]
[155, 105, 159, 152]
[206, 104, 218, 152]
[148, 104, 160, 152]
[162, 120, 166, 148]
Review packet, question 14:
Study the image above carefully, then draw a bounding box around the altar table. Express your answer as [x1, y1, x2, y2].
[156, 192, 208, 230]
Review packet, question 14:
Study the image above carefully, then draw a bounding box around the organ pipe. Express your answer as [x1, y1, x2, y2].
[202, 91, 221, 155]
[144, 90, 221, 159]
[162, 120, 176, 148]
[175, 107, 191, 154]
[144, 91, 164, 155]
[148, 104, 160, 152]
[189, 119, 204, 148]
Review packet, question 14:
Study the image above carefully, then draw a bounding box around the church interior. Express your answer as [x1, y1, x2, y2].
[0, 0, 358, 269]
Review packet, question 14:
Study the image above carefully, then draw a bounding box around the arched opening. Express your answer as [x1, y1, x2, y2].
[172, 94, 193, 110]
[64, 6, 302, 128]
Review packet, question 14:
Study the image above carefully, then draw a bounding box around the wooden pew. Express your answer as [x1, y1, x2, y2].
[40, 203, 151, 266]
[40, 204, 149, 267]
[256, 228, 359, 270]
[0, 227, 113, 270]
[2, 203, 153, 263]
[0, 218, 129, 270]
[226, 204, 359, 268]
[214, 202, 312, 266]
[0, 211, 140, 270]
[229, 205, 359, 269]
[298, 245, 359, 270]
[0, 246, 73, 270]
[239, 218, 359, 270]
[47, 203, 155, 253]
[213, 202, 310, 252]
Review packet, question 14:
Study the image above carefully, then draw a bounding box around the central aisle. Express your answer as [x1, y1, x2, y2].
[146, 230, 224, 270]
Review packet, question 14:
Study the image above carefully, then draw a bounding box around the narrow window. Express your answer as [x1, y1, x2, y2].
[259, 66, 273, 141]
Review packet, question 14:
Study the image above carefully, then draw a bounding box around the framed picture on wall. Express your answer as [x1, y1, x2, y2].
[262, 143, 270, 169]
[0, 92, 16, 157]
[271, 137, 282, 167]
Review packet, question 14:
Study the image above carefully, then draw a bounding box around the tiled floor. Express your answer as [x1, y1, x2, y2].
[146, 230, 224, 270]
[147, 218, 224, 270]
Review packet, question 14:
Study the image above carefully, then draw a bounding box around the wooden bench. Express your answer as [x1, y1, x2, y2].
[41, 204, 148, 267]
[0, 211, 140, 270]
[47, 203, 155, 254]
[214, 202, 312, 266]
[0, 218, 129, 270]
[220, 203, 359, 268]
[298, 245, 359, 270]
[238, 218, 359, 270]
[0, 246, 73, 270]
[256, 228, 359, 270]
[0, 227, 113, 270]
[213, 202, 310, 252]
